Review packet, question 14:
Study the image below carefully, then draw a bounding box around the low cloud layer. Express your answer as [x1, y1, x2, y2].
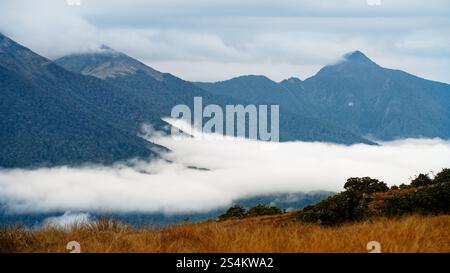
[1, 122, 450, 215]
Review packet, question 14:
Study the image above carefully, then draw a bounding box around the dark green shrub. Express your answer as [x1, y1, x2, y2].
[434, 168, 450, 184]
[300, 177, 387, 225]
[299, 171, 450, 226]
[300, 193, 351, 225]
[411, 173, 434, 187]
[246, 204, 282, 217]
[384, 182, 450, 216]
[218, 205, 246, 221]
[344, 177, 388, 194]
[399, 183, 410, 190]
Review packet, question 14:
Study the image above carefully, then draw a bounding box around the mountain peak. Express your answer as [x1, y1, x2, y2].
[235, 74, 272, 81]
[311, 50, 380, 80]
[99, 44, 113, 51]
[55, 46, 163, 81]
[343, 50, 376, 65]
[346, 50, 368, 59]
[97, 44, 124, 57]
[281, 77, 303, 84]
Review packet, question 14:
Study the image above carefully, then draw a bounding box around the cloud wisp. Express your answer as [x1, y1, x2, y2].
[1, 121, 450, 215]
[42, 211, 92, 230]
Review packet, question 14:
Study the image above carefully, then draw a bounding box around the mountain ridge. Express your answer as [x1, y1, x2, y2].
[3, 32, 450, 167]
[196, 50, 450, 141]
[55, 45, 164, 81]
[55, 44, 372, 145]
[0, 34, 167, 168]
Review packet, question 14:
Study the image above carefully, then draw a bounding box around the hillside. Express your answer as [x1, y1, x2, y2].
[210, 168, 449, 227]
[1, 215, 448, 253]
[297, 169, 450, 225]
[0, 33, 162, 168]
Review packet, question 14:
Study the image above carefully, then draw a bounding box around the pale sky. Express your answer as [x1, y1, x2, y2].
[0, 0, 449, 83]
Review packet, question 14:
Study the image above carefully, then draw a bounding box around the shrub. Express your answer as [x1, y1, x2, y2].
[299, 171, 450, 226]
[411, 173, 433, 187]
[299, 190, 372, 225]
[301, 193, 351, 225]
[344, 177, 388, 194]
[300, 177, 387, 225]
[218, 204, 283, 221]
[218, 205, 246, 221]
[434, 168, 450, 184]
[384, 182, 450, 216]
[399, 183, 410, 190]
[246, 204, 282, 217]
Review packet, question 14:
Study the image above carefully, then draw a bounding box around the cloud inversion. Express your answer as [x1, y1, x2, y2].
[1, 122, 449, 215]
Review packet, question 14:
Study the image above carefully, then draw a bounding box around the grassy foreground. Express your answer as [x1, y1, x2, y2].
[1, 214, 449, 253]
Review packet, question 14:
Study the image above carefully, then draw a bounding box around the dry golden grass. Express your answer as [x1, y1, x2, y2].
[1, 215, 449, 253]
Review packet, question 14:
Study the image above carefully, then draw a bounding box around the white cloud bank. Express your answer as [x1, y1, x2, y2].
[1, 122, 450, 215]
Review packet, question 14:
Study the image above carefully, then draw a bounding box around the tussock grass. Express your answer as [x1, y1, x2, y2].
[1, 215, 449, 253]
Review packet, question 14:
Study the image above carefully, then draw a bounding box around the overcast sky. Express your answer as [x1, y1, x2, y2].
[0, 0, 449, 82]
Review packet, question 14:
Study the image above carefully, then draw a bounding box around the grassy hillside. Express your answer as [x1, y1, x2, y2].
[1, 215, 449, 253]
[298, 169, 450, 225]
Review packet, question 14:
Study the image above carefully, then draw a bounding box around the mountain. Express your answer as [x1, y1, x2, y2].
[56, 48, 371, 144]
[197, 51, 450, 141]
[55, 46, 232, 120]
[56, 45, 164, 80]
[0, 33, 371, 168]
[299, 51, 450, 140]
[194, 75, 372, 144]
[6, 32, 444, 168]
[279, 77, 304, 93]
[0, 33, 163, 168]
[195, 75, 306, 114]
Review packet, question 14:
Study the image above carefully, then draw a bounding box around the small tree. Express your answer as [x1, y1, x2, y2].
[322, 177, 387, 223]
[218, 205, 246, 221]
[434, 168, 450, 184]
[344, 177, 388, 194]
[411, 173, 433, 187]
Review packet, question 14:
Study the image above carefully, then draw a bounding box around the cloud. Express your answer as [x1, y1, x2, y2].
[1, 121, 450, 215]
[42, 211, 92, 229]
[0, 0, 449, 82]
[0, 0, 105, 59]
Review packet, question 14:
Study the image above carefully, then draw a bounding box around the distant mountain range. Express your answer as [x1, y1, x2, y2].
[196, 51, 450, 141]
[1, 32, 450, 168]
[55, 45, 369, 145]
